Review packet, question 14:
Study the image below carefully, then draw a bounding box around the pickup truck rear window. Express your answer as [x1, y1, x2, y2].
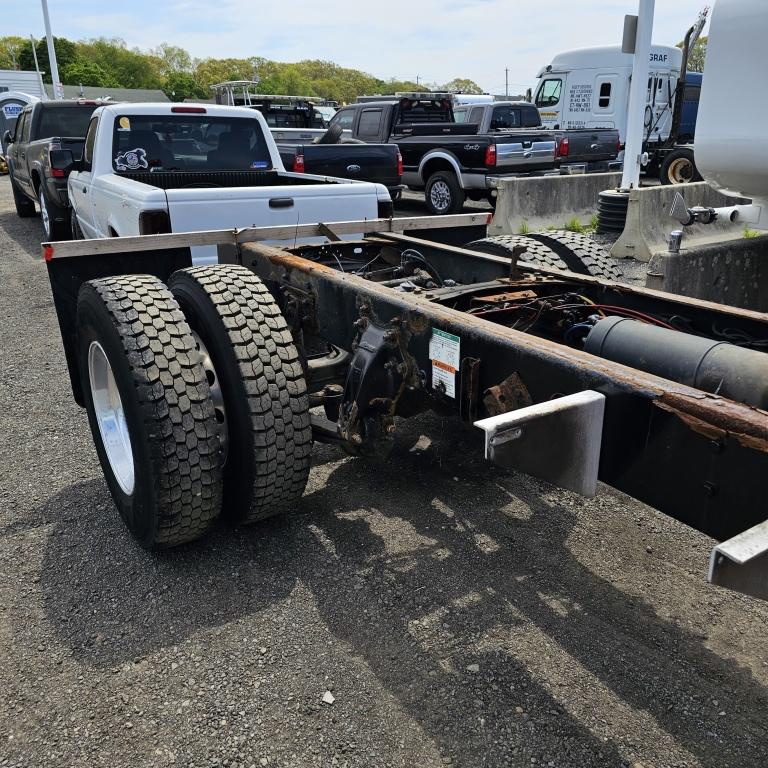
[37, 107, 95, 140]
[112, 115, 273, 173]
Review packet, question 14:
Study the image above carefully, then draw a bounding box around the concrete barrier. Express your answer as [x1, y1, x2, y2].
[489, 172, 622, 235]
[646, 234, 768, 311]
[611, 182, 751, 262]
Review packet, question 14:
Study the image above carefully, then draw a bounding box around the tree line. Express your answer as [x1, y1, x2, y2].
[0, 36, 485, 103]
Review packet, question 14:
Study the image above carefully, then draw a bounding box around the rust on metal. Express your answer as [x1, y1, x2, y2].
[656, 393, 768, 453]
[483, 373, 533, 417]
[471, 290, 538, 305]
[460, 357, 482, 422]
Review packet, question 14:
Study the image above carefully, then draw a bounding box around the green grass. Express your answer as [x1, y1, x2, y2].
[564, 217, 587, 234]
[744, 227, 760, 239]
[517, 220, 530, 235]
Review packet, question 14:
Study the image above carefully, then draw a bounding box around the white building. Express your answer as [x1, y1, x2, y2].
[0, 69, 47, 100]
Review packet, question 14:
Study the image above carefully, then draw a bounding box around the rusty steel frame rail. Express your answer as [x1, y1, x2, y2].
[241, 240, 768, 542]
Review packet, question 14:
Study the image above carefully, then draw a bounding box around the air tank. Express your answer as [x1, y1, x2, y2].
[695, 0, 768, 224]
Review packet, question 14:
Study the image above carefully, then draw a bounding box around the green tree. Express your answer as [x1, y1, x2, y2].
[62, 59, 119, 87]
[17, 37, 78, 82]
[77, 38, 163, 89]
[677, 35, 707, 72]
[163, 71, 207, 101]
[195, 57, 257, 88]
[441, 77, 484, 94]
[0, 36, 28, 70]
[151, 43, 193, 76]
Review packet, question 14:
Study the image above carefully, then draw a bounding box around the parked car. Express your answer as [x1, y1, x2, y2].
[453, 101, 620, 169]
[328, 93, 557, 214]
[5, 99, 98, 239]
[60, 103, 393, 263]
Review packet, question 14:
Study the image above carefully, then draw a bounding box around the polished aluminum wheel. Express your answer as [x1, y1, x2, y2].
[88, 341, 134, 494]
[429, 180, 452, 212]
[193, 332, 228, 463]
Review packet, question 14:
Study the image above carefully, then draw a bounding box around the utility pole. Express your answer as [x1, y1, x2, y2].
[40, 0, 63, 100]
[620, 0, 655, 190]
[505, 68, 509, 98]
[416, 75, 420, 86]
[30, 34, 47, 101]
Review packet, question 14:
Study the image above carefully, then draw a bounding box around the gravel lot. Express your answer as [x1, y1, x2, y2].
[1, 174, 768, 768]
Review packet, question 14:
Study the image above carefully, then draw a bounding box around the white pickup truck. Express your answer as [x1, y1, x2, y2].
[63, 103, 393, 262]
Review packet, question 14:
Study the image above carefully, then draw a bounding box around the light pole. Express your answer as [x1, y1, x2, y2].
[620, 0, 655, 190]
[40, 0, 63, 99]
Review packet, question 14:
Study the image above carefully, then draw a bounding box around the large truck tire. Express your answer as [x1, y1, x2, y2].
[659, 147, 702, 185]
[465, 234, 569, 270]
[77, 275, 223, 548]
[314, 123, 343, 145]
[11, 175, 35, 218]
[466, 232, 622, 280]
[527, 231, 622, 280]
[425, 171, 465, 215]
[169, 265, 312, 525]
[38, 184, 71, 241]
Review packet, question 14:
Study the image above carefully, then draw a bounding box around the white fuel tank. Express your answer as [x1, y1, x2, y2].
[695, 0, 768, 214]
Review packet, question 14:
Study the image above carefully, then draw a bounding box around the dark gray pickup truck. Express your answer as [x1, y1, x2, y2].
[453, 101, 621, 170]
[328, 93, 557, 214]
[5, 100, 97, 240]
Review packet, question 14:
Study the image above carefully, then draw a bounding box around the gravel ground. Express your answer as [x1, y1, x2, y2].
[2, 174, 768, 768]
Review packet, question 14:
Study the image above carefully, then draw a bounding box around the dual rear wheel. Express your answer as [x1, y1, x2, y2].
[77, 266, 312, 549]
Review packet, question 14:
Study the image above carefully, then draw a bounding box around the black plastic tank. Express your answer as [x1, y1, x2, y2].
[584, 316, 768, 408]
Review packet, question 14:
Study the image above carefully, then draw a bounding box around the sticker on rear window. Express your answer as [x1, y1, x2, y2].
[117, 116, 131, 131]
[251, 160, 268, 169]
[115, 148, 148, 171]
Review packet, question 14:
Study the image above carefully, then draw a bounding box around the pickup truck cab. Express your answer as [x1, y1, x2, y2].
[5, 99, 97, 239]
[329, 93, 557, 214]
[209, 83, 401, 194]
[453, 101, 620, 169]
[65, 103, 393, 262]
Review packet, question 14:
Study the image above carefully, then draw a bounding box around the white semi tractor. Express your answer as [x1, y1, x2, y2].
[533, 10, 708, 184]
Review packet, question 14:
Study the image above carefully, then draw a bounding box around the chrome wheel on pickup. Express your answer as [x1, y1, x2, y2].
[425, 171, 465, 215]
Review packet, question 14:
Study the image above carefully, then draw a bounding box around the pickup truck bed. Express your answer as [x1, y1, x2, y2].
[454, 101, 621, 169]
[277, 141, 402, 194]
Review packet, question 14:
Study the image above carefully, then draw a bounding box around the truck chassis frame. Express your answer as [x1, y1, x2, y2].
[44, 214, 768, 598]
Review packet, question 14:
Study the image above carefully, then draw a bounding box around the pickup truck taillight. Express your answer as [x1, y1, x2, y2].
[557, 137, 569, 158]
[293, 154, 305, 173]
[396, 151, 403, 178]
[485, 144, 497, 167]
[378, 199, 394, 218]
[48, 144, 65, 178]
[139, 210, 172, 235]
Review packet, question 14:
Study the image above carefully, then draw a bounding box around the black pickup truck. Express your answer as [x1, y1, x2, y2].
[328, 93, 558, 214]
[5, 100, 97, 240]
[453, 101, 621, 170]
[278, 139, 402, 198]
[210, 89, 403, 196]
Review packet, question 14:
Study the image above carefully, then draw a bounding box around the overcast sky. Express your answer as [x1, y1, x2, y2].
[10, 1, 708, 92]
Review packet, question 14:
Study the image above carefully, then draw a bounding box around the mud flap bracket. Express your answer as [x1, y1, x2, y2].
[474, 390, 605, 496]
[709, 520, 768, 601]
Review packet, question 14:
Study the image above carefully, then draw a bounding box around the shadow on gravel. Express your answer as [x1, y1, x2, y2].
[38, 414, 768, 767]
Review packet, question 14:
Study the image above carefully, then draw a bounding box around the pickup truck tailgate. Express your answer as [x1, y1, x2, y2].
[495, 133, 556, 170]
[283, 144, 401, 188]
[164, 181, 380, 263]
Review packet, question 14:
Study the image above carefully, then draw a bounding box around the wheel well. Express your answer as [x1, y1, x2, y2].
[108, 226, 119, 237]
[31, 169, 41, 193]
[422, 158, 458, 184]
